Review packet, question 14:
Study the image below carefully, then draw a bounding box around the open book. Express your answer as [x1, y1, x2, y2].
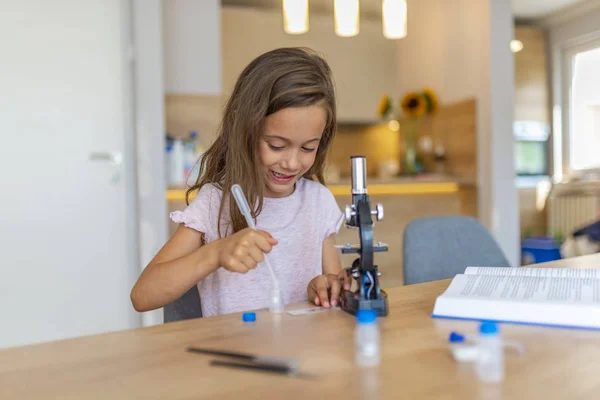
[431, 266, 600, 329]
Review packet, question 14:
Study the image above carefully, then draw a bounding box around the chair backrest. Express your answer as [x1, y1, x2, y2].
[163, 286, 203, 323]
[403, 215, 511, 285]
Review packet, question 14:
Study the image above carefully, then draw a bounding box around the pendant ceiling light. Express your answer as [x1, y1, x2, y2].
[382, 0, 407, 39]
[281, 0, 407, 39]
[334, 0, 360, 37]
[282, 0, 309, 35]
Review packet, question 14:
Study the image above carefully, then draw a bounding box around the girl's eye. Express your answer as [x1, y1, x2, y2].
[302, 147, 317, 153]
[268, 144, 284, 151]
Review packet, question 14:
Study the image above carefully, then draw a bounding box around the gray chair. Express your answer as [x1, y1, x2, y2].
[163, 286, 203, 323]
[403, 215, 511, 285]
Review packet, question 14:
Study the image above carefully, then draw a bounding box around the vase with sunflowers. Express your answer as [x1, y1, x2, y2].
[377, 88, 439, 175]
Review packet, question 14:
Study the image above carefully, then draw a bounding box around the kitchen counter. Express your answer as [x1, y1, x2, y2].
[326, 174, 475, 196]
[165, 174, 475, 200]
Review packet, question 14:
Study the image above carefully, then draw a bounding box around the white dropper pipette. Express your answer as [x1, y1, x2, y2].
[231, 184, 284, 313]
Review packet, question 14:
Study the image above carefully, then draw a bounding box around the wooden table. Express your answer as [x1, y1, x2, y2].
[2, 253, 600, 399]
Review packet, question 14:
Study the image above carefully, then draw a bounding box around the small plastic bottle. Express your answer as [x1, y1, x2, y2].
[269, 287, 284, 313]
[475, 322, 504, 383]
[355, 310, 380, 367]
[448, 332, 480, 362]
[164, 143, 173, 185]
[183, 131, 198, 182]
[170, 137, 185, 186]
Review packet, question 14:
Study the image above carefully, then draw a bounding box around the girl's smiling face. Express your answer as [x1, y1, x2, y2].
[259, 105, 327, 198]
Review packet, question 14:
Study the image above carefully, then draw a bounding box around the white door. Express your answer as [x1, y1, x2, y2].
[0, 0, 140, 348]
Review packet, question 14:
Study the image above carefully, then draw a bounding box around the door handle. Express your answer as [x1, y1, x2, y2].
[89, 151, 123, 165]
[89, 151, 123, 184]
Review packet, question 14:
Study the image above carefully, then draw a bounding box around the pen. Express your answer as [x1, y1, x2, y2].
[209, 360, 318, 380]
[210, 359, 295, 376]
[186, 347, 298, 369]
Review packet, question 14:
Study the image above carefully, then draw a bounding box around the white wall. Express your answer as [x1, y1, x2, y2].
[489, 0, 519, 267]
[133, 0, 168, 326]
[395, 1, 489, 105]
[547, 7, 600, 41]
[162, 0, 221, 95]
[396, 0, 519, 266]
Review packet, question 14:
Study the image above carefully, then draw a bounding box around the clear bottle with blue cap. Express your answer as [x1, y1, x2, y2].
[475, 321, 504, 382]
[355, 309, 380, 367]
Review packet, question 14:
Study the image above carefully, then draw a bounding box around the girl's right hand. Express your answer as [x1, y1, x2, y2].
[217, 228, 278, 273]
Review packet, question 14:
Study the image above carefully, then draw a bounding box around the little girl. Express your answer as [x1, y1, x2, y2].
[130, 47, 350, 317]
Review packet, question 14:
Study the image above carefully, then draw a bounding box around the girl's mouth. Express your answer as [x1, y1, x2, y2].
[269, 170, 296, 183]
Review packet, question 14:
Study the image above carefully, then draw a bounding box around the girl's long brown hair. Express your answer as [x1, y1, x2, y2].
[186, 47, 337, 238]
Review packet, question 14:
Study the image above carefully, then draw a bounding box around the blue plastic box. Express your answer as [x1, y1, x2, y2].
[521, 236, 562, 265]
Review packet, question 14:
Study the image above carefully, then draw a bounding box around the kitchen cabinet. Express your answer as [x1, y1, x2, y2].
[221, 7, 398, 123]
[162, 0, 221, 95]
[514, 26, 549, 123]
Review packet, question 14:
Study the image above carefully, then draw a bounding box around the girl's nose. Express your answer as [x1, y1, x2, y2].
[281, 151, 300, 171]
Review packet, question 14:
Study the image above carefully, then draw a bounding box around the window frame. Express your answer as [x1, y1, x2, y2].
[559, 35, 600, 178]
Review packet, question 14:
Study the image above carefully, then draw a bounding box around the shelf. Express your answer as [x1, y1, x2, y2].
[166, 182, 460, 201]
[328, 182, 459, 196]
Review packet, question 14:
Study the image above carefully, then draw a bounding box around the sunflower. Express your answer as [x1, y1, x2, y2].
[422, 87, 439, 114]
[401, 92, 426, 118]
[377, 94, 392, 118]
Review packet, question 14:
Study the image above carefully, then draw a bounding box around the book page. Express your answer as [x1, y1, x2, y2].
[443, 274, 600, 304]
[464, 266, 600, 279]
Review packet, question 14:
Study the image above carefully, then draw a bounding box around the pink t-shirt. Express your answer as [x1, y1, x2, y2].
[170, 178, 344, 317]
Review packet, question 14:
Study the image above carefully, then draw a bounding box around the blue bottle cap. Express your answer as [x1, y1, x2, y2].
[242, 312, 256, 322]
[449, 332, 465, 343]
[356, 309, 377, 324]
[479, 321, 499, 335]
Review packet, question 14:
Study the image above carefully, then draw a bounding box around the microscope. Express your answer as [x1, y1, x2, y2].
[338, 156, 389, 317]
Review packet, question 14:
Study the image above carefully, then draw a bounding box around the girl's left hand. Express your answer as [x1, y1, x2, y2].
[307, 271, 351, 308]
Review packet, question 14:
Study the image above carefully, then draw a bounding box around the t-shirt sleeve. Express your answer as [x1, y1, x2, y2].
[170, 184, 217, 237]
[320, 186, 344, 240]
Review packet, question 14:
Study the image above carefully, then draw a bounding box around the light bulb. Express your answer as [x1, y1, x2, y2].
[334, 0, 360, 37]
[510, 40, 523, 53]
[282, 0, 309, 35]
[382, 0, 407, 39]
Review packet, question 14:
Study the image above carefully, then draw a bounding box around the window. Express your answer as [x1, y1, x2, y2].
[514, 121, 549, 176]
[563, 40, 600, 175]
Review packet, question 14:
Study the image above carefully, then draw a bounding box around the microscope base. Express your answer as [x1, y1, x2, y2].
[340, 289, 389, 317]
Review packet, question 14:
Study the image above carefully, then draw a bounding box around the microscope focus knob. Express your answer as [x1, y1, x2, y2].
[374, 203, 384, 221]
[344, 205, 354, 223]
